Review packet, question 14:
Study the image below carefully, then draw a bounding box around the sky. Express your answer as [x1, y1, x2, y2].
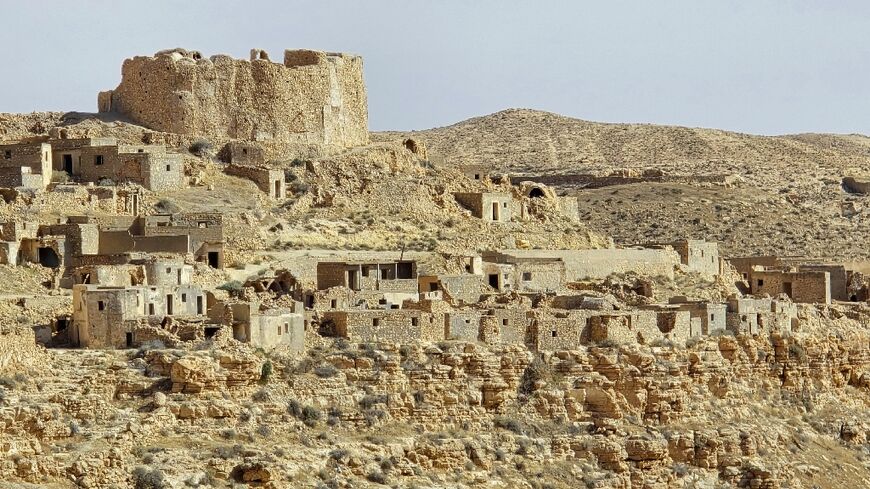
[1, 1, 869, 135]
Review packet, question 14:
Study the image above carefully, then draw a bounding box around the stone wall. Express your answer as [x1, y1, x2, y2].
[749, 270, 831, 304]
[99, 48, 368, 155]
[0, 326, 44, 372]
[454, 192, 512, 222]
[324, 310, 444, 343]
[225, 164, 285, 199]
[0, 142, 51, 188]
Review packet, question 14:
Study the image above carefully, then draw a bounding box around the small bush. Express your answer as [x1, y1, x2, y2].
[329, 449, 349, 460]
[494, 416, 528, 435]
[290, 181, 309, 195]
[132, 466, 167, 489]
[252, 388, 270, 402]
[217, 280, 244, 298]
[314, 364, 338, 378]
[154, 199, 181, 214]
[359, 394, 389, 410]
[290, 158, 306, 167]
[51, 171, 70, 183]
[260, 361, 273, 382]
[256, 424, 272, 437]
[363, 408, 387, 426]
[189, 139, 213, 157]
[789, 343, 808, 363]
[301, 406, 321, 427]
[519, 358, 547, 396]
[220, 428, 237, 439]
[366, 471, 387, 485]
[287, 399, 302, 417]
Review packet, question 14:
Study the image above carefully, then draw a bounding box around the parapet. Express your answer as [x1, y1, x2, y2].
[99, 48, 369, 153]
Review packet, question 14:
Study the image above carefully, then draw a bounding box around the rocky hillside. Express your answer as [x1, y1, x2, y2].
[3, 306, 870, 488]
[377, 109, 870, 260]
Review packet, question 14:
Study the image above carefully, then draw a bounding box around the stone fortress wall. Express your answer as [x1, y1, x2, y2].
[99, 48, 368, 157]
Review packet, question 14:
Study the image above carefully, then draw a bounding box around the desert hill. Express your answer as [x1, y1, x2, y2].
[378, 109, 870, 260]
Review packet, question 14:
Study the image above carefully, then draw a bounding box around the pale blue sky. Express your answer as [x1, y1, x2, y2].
[1, 1, 868, 135]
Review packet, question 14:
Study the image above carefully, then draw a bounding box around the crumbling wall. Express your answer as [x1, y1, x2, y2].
[99, 48, 368, 154]
[225, 164, 285, 199]
[0, 326, 45, 372]
[749, 270, 831, 304]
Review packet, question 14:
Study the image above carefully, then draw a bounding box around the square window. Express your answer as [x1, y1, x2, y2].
[373, 318, 380, 327]
[166, 165, 171, 171]
[166, 267, 171, 274]
[757, 279, 764, 287]
[98, 300, 105, 311]
[411, 317, 418, 326]
[181, 293, 187, 302]
[522, 272, 532, 281]
[94, 155, 104, 165]
[551, 330, 557, 337]
[502, 319, 508, 326]
[3, 150, 10, 159]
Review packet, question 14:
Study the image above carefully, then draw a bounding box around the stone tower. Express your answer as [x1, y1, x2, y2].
[98, 48, 369, 153]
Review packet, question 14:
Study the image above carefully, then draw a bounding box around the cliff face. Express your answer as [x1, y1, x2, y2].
[99, 48, 369, 154]
[1, 315, 868, 488]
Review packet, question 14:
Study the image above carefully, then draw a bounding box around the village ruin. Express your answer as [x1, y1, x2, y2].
[1, 46, 869, 488]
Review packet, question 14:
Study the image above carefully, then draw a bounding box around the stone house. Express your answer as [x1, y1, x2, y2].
[3, 137, 184, 191]
[748, 268, 831, 304]
[418, 274, 484, 304]
[225, 164, 285, 200]
[320, 309, 443, 343]
[458, 164, 490, 183]
[316, 260, 417, 293]
[218, 301, 304, 351]
[725, 297, 797, 334]
[96, 213, 224, 269]
[0, 142, 52, 189]
[453, 192, 512, 222]
[481, 251, 567, 293]
[667, 299, 727, 336]
[487, 248, 681, 282]
[70, 283, 207, 348]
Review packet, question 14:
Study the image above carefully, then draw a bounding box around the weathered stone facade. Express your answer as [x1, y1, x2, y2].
[99, 48, 368, 155]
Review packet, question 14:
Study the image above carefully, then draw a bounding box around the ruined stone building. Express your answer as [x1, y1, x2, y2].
[207, 299, 304, 352]
[480, 251, 567, 293]
[313, 259, 418, 308]
[725, 297, 797, 334]
[0, 142, 52, 189]
[99, 48, 368, 157]
[96, 213, 224, 269]
[453, 192, 513, 222]
[71, 279, 206, 348]
[225, 164, 285, 200]
[0, 137, 184, 191]
[645, 240, 720, 277]
[747, 268, 831, 304]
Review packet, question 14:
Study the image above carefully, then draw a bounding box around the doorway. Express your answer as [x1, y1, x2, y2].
[491, 202, 500, 221]
[783, 282, 793, 298]
[62, 154, 73, 174]
[37, 247, 60, 268]
[274, 180, 282, 198]
[125, 332, 133, 348]
[207, 252, 220, 269]
[166, 295, 174, 315]
[488, 274, 499, 289]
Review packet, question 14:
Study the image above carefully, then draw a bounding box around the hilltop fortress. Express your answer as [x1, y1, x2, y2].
[98, 48, 368, 156]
